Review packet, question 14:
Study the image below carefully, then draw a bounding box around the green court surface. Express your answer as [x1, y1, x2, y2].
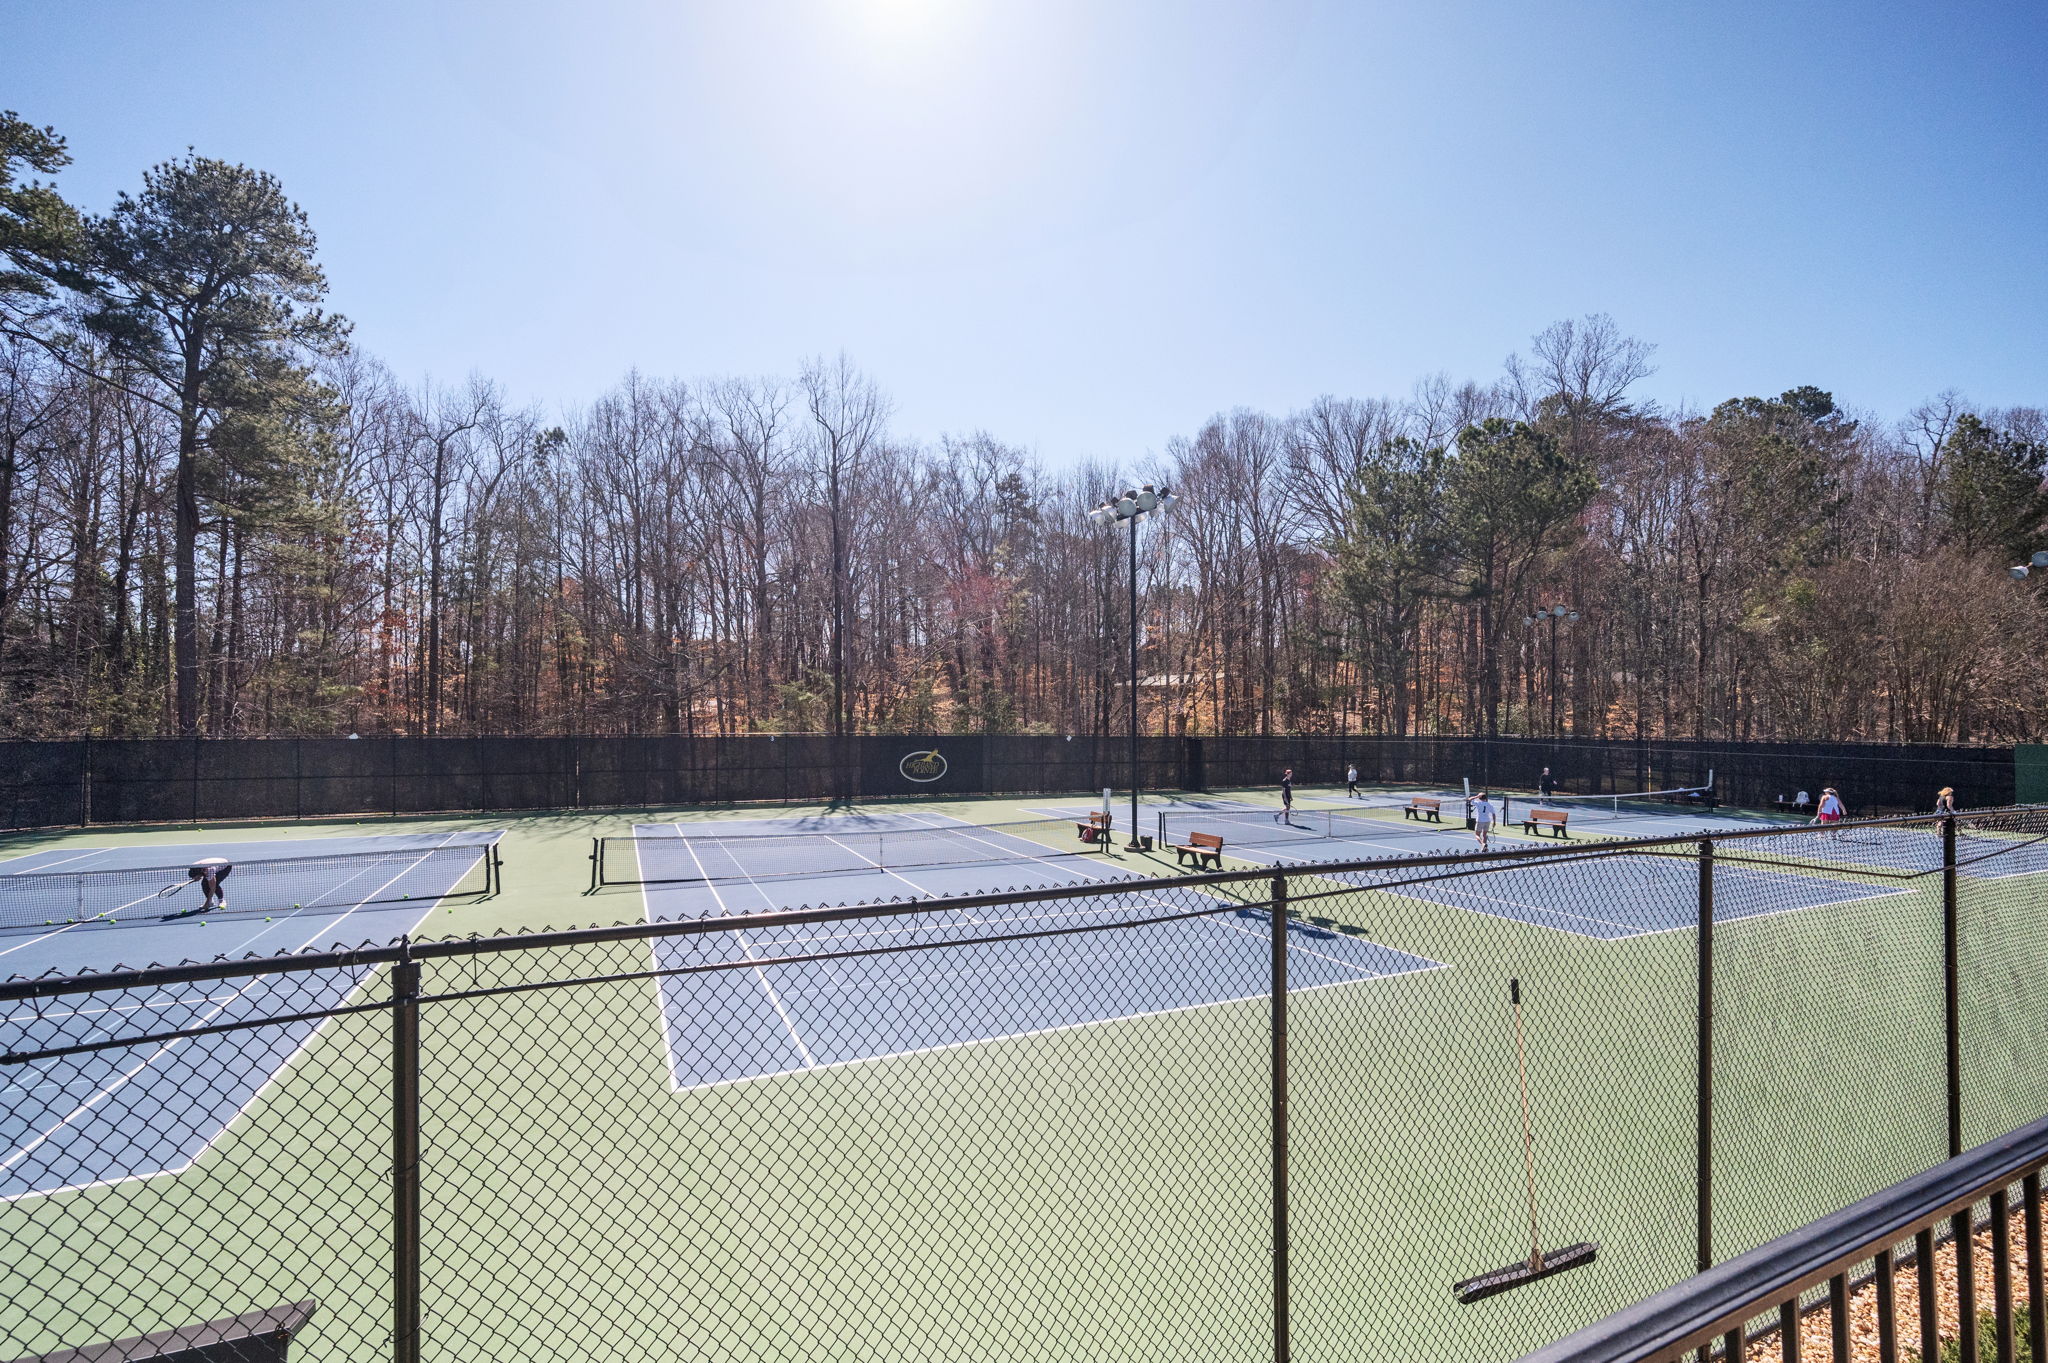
[4, 795, 2044, 1363]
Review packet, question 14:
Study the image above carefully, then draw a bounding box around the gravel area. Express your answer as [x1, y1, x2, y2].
[1732, 1196, 2039, 1362]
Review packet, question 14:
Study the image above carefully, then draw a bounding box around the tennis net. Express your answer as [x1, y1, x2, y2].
[0, 840, 501, 930]
[592, 815, 1115, 888]
[1155, 806, 1466, 852]
[1500, 786, 1715, 823]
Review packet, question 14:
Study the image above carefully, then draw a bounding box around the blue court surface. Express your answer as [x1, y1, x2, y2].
[629, 812, 1441, 1089]
[1253, 847, 1900, 940]
[1, 832, 498, 1199]
[1091, 800, 1905, 941]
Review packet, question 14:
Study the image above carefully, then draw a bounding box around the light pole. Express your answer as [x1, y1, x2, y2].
[2010, 550, 2048, 580]
[1088, 484, 1177, 850]
[1522, 605, 1579, 736]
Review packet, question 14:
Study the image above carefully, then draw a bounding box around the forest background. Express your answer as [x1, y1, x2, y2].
[3, 113, 2045, 746]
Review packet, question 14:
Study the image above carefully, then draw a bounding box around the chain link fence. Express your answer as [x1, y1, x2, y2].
[1, 734, 2014, 830]
[5, 809, 2046, 1361]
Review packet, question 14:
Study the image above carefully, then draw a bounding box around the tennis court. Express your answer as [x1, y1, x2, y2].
[621, 812, 1441, 1088]
[1127, 799, 1905, 940]
[1753, 821, 2048, 879]
[1, 831, 500, 1198]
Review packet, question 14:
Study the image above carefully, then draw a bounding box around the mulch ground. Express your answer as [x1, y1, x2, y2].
[1733, 1197, 2038, 1361]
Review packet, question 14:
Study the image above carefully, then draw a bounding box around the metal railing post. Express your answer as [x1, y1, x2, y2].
[1697, 839, 1715, 1280]
[392, 939, 423, 1363]
[1271, 870, 1289, 1363]
[1916, 1225, 1939, 1359]
[1944, 813, 1962, 1158]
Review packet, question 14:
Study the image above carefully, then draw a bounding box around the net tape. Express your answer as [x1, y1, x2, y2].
[0, 840, 499, 929]
[596, 815, 1113, 886]
[1498, 786, 1714, 823]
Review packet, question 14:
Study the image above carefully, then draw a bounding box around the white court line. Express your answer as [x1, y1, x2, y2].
[2, 848, 112, 875]
[5, 991, 243, 1026]
[673, 959, 1452, 1096]
[1386, 878, 1645, 935]
[652, 809, 1431, 1090]
[1588, 875, 1910, 942]
[826, 810, 1403, 976]
[1, 832, 478, 1198]
[675, 829, 816, 1069]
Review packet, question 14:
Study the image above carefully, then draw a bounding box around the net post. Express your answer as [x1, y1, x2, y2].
[1270, 869, 1290, 1363]
[391, 937, 423, 1363]
[589, 837, 601, 894]
[1944, 812, 1961, 1158]
[1696, 838, 1714, 1281]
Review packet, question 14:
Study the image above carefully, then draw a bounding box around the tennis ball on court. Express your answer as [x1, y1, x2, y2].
[292, 903, 301, 909]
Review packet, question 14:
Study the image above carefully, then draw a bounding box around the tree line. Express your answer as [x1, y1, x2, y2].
[4, 114, 2045, 744]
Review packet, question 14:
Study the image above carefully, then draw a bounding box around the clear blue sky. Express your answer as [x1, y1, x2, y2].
[6, 0, 2045, 459]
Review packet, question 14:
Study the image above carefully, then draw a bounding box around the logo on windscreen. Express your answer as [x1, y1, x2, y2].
[899, 749, 948, 783]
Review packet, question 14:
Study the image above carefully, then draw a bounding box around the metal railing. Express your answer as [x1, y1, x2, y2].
[4, 809, 2048, 1361]
[1518, 1112, 2048, 1363]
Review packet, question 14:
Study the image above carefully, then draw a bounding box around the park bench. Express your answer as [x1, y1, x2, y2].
[1172, 831, 1225, 871]
[1521, 808, 1571, 839]
[1403, 796, 1443, 823]
[1074, 811, 1113, 846]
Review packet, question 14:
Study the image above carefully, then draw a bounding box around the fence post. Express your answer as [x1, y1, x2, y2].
[392, 939, 423, 1363]
[1270, 870, 1290, 1363]
[1696, 839, 1715, 1282]
[1943, 813, 1961, 1158]
[1941, 812, 1978, 1362]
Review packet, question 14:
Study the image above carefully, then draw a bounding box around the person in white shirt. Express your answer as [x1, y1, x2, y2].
[1812, 788, 1845, 829]
[1470, 791, 1498, 851]
[1345, 764, 1360, 798]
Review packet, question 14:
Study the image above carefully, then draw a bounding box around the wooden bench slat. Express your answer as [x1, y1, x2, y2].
[1171, 831, 1225, 869]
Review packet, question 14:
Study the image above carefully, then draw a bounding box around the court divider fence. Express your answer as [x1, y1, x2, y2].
[4, 809, 2048, 1362]
[0, 733, 2015, 831]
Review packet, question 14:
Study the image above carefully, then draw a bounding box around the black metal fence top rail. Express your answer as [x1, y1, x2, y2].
[3, 806, 2028, 1006]
[1514, 1110, 2048, 1363]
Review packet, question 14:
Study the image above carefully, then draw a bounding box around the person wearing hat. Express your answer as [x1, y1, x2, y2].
[1934, 787, 1958, 815]
[1812, 788, 1846, 826]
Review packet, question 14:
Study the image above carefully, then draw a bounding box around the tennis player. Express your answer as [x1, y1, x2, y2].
[1935, 786, 1958, 815]
[1812, 788, 1846, 828]
[1538, 766, 1557, 798]
[187, 856, 233, 911]
[1276, 768, 1295, 822]
[1345, 764, 1360, 799]
[1470, 791, 1498, 851]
